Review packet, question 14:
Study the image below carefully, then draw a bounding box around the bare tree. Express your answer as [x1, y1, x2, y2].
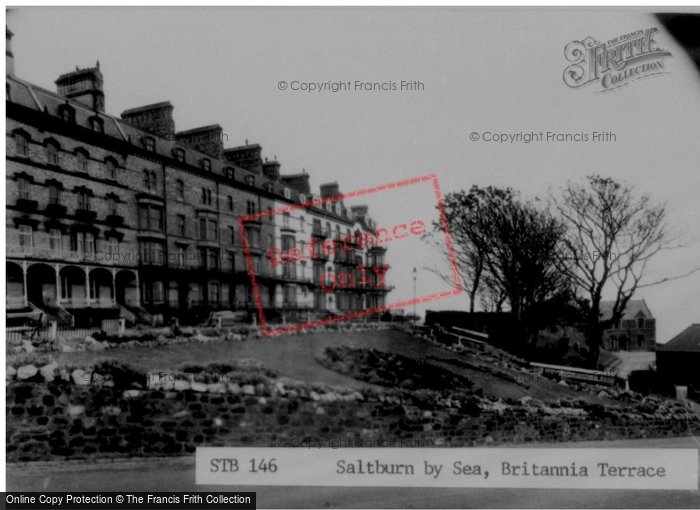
[422, 189, 491, 312]
[552, 175, 683, 367]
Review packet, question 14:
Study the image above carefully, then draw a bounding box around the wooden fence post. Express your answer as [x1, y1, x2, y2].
[49, 321, 58, 340]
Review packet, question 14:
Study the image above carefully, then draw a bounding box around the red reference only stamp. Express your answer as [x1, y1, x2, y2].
[238, 174, 460, 336]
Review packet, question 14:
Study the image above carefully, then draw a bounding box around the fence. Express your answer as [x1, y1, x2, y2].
[6, 317, 125, 344]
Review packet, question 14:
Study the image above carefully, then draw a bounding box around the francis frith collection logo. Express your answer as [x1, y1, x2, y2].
[563, 27, 673, 93]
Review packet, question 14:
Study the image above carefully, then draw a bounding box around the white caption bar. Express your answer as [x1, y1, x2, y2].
[196, 447, 698, 490]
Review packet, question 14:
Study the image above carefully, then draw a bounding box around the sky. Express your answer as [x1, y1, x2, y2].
[6, 7, 700, 343]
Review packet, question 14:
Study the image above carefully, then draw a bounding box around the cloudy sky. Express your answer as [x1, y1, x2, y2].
[7, 7, 700, 342]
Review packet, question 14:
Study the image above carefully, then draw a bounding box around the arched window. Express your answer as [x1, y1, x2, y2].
[105, 158, 117, 180]
[76, 149, 88, 172]
[144, 170, 157, 191]
[176, 179, 185, 201]
[14, 132, 28, 157]
[46, 141, 59, 166]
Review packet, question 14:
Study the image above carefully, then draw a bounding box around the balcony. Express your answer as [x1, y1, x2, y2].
[75, 208, 97, 222]
[16, 198, 39, 212]
[105, 214, 125, 227]
[46, 203, 68, 217]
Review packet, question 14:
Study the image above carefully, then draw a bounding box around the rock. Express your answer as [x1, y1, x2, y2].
[21, 340, 36, 354]
[484, 435, 494, 444]
[228, 383, 242, 394]
[72, 369, 91, 385]
[309, 391, 321, 401]
[191, 382, 208, 392]
[39, 362, 59, 382]
[207, 382, 227, 394]
[174, 380, 191, 391]
[519, 396, 532, 406]
[17, 365, 38, 380]
[67, 405, 85, 416]
[122, 389, 141, 398]
[242, 384, 255, 395]
[316, 406, 326, 415]
[102, 406, 121, 416]
[258, 397, 267, 405]
[214, 418, 223, 426]
[172, 410, 189, 418]
[85, 337, 106, 352]
[558, 379, 569, 387]
[6, 366, 17, 381]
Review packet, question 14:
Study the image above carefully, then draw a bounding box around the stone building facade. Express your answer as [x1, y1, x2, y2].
[5, 27, 390, 326]
[600, 299, 656, 351]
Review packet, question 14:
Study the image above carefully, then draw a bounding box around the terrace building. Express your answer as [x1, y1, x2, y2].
[5, 27, 390, 326]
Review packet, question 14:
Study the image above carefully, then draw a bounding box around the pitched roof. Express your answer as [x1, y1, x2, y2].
[657, 324, 700, 352]
[599, 299, 653, 321]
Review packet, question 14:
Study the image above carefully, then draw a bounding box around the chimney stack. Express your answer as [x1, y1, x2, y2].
[262, 159, 281, 181]
[351, 205, 369, 220]
[55, 62, 105, 112]
[320, 182, 341, 199]
[121, 102, 175, 139]
[6, 26, 14, 77]
[176, 125, 224, 159]
[223, 143, 263, 174]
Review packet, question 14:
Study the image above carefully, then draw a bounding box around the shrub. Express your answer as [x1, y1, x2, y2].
[91, 357, 145, 388]
[8, 352, 55, 369]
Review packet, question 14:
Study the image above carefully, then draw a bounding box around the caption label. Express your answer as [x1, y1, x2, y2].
[196, 447, 698, 490]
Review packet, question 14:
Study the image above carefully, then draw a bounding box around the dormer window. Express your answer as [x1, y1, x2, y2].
[265, 182, 274, 193]
[144, 137, 155, 152]
[299, 193, 307, 204]
[58, 103, 75, 123]
[284, 188, 291, 200]
[245, 175, 255, 187]
[46, 141, 59, 166]
[76, 149, 88, 172]
[224, 167, 234, 179]
[89, 116, 104, 133]
[202, 159, 211, 171]
[14, 132, 28, 157]
[173, 148, 185, 163]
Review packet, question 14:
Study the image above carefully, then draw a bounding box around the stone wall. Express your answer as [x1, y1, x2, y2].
[7, 369, 700, 463]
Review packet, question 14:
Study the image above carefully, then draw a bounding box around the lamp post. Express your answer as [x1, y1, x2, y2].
[413, 267, 417, 319]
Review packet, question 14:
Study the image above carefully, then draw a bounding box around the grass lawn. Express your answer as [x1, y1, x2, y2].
[52, 328, 620, 404]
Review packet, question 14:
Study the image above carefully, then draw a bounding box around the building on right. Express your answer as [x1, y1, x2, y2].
[655, 324, 700, 388]
[600, 299, 656, 351]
